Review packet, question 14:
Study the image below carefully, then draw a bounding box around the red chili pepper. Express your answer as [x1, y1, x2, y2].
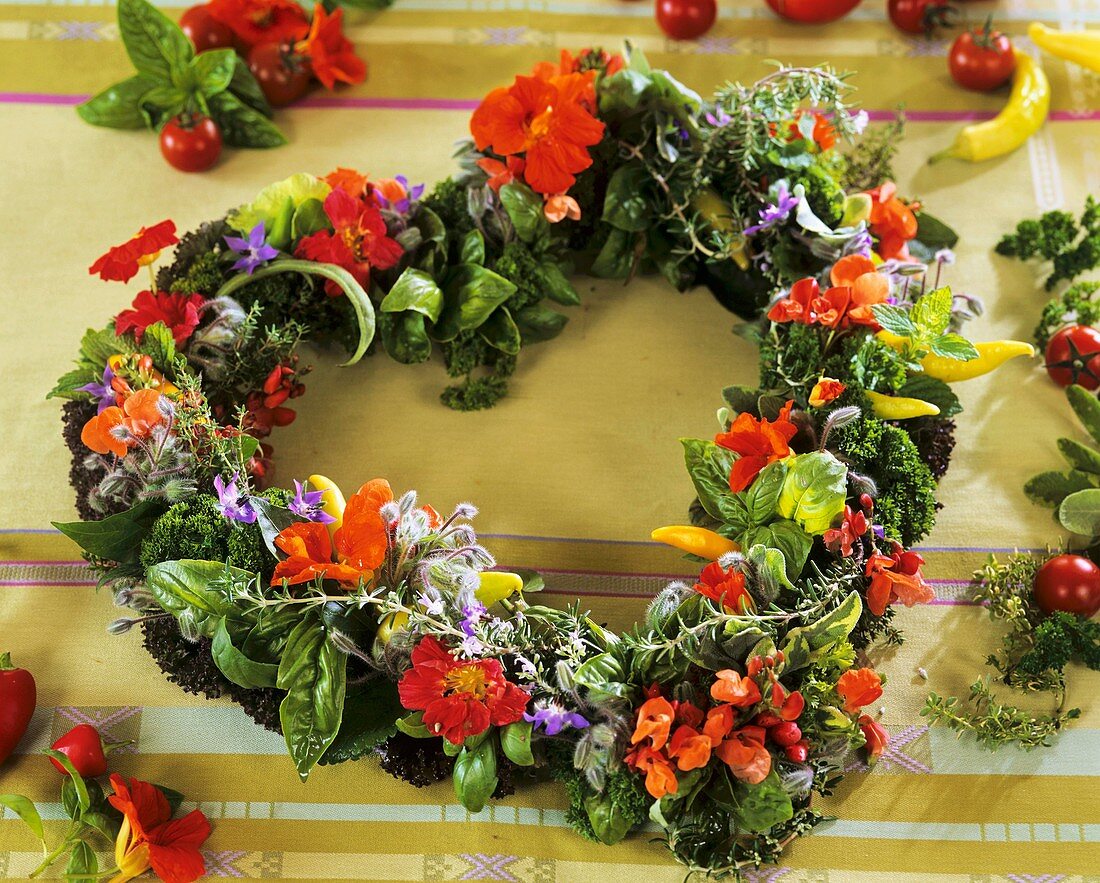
[0, 652, 36, 764]
[49, 724, 109, 778]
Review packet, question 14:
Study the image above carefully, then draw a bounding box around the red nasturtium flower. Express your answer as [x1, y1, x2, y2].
[470, 73, 605, 196]
[858, 714, 889, 763]
[81, 388, 165, 458]
[715, 400, 797, 493]
[296, 187, 403, 295]
[865, 181, 919, 261]
[271, 479, 394, 586]
[809, 377, 846, 408]
[398, 635, 529, 744]
[836, 667, 884, 713]
[114, 290, 205, 346]
[207, 0, 309, 46]
[296, 5, 366, 90]
[477, 156, 526, 193]
[244, 362, 304, 437]
[107, 774, 210, 883]
[865, 543, 935, 616]
[89, 221, 178, 283]
[789, 110, 836, 151]
[693, 562, 755, 612]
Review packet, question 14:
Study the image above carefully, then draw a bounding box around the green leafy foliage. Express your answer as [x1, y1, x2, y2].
[776, 452, 847, 535]
[996, 196, 1100, 290]
[54, 500, 166, 563]
[1033, 281, 1100, 350]
[872, 287, 978, 368]
[452, 736, 498, 812]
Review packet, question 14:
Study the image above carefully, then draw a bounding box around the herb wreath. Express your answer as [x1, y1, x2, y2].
[50, 46, 1038, 878]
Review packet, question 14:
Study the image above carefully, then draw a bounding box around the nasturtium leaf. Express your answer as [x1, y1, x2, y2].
[1058, 488, 1100, 536]
[452, 738, 499, 813]
[277, 615, 347, 780]
[776, 452, 847, 536]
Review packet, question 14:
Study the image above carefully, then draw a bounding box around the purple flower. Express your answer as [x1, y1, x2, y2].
[849, 109, 870, 135]
[214, 472, 256, 524]
[79, 364, 116, 414]
[224, 223, 278, 275]
[376, 175, 425, 214]
[705, 108, 731, 127]
[290, 479, 336, 524]
[744, 181, 800, 236]
[524, 700, 590, 736]
[460, 599, 487, 637]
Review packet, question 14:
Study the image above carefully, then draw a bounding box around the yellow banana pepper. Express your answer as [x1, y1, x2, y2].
[692, 187, 751, 270]
[476, 571, 524, 606]
[1029, 23, 1100, 74]
[307, 474, 346, 540]
[651, 525, 740, 560]
[929, 50, 1049, 164]
[876, 331, 1035, 381]
[865, 390, 940, 420]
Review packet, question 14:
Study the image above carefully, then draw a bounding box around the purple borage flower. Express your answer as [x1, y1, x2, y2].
[376, 175, 425, 214]
[290, 479, 336, 524]
[524, 700, 590, 736]
[460, 599, 487, 637]
[79, 364, 117, 414]
[743, 181, 800, 236]
[214, 472, 257, 524]
[705, 108, 731, 127]
[224, 223, 279, 275]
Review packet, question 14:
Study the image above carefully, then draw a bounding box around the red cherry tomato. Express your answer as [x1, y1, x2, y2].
[1034, 554, 1100, 619]
[159, 114, 222, 173]
[948, 19, 1015, 91]
[655, 0, 717, 41]
[765, 0, 862, 24]
[247, 42, 312, 108]
[0, 653, 35, 765]
[50, 724, 108, 778]
[180, 4, 235, 52]
[1044, 325, 1100, 390]
[888, 0, 955, 36]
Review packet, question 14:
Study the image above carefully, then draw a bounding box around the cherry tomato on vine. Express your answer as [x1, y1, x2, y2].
[655, 0, 717, 41]
[1034, 554, 1100, 619]
[948, 18, 1015, 91]
[887, 0, 955, 36]
[159, 114, 223, 173]
[764, 0, 862, 24]
[1044, 325, 1100, 390]
[248, 42, 312, 108]
[179, 4, 235, 52]
[49, 724, 109, 778]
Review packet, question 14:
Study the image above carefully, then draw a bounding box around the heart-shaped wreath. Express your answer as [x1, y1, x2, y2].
[51, 45, 1033, 878]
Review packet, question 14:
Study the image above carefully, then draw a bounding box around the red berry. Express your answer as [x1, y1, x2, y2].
[770, 721, 802, 747]
[784, 739, 810, 763]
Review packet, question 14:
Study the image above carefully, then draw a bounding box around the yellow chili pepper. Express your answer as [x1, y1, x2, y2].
[929, 50, 1049, 164]
[651, 525, 740, 560]
[1029, 23, 1100, 74]
[864, 390, 940, 420]
[692, 187, 751, 270]
[876, 331, 1035, 382]
[307, 474, 346, 541]
[475, 571, 524, 606]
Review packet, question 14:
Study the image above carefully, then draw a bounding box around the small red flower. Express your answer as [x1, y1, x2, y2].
[865, 543, 936, 616]
[295, 4, 366, 90]
[788, 110, 836, 151]
[836, 667, 884, 713]
[824, 505, 868, 556]
[767, 277, 817, 324]
[397, 636, 530, 744]
[207, 0, 309, 47]
[865, 181, 920, 261]
[295, 188, 403, 294]
[107, 774, 210, 883]
[477, 156, 526, 193]
[715, 400, 797, 493]
[115, 290, 205, 346]
[244, 362, 305, 438]
[89, 220, 178, 283]
[693, 562, 754, 612]
[859, 714, 889, 764]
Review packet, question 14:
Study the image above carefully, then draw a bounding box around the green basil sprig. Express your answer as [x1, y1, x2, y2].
[77, 0, 285, 149]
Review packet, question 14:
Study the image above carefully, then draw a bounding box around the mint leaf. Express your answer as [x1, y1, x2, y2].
[910, 286, 953, 336]
[929, 333, 979, 361]
[871, 303, 916, 337]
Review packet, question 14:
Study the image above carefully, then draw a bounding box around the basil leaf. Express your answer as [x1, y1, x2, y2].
[318, 679, 403, 765]
[499, 721, 534, 767]
[395, 711, 432, 739]
[379, 311, 432, 364]
[460, 229, 485, 265]
[212, 616, 279, 689]
[145, 559, 254, 636]
[602, 163, 650, 232]
[0, 795, 44, 842]
[452, 738, 498, 813]
[291, 198, 330, 241]
[914, 210, 959, 249]
[499, 181, 549, 244]
[138, 84, 187, 130]
[227, 54, 273, 117]
[117, 0, 193, 83]
[76, 75, 158, 129]
[62, 777, 105, 821]
[191, 48, 235, 98]
[742, 459, 787, 526]
[584, 791, 633, 845]
[514, 303, 567, 343]
[81, 810, 121, 842]
[277, 615, 347, 780]
[680, 439, 748, 531]
[66, 841, 98, 877]
[731, 770, 793, 834]
[897, 374, 962, 419]
[738, 520, 811, 582]
[381, 268, 445, 323]
[433, 264, 517, 341]
[591, 228, 637, 279]
[776, 451, 847, 536]
[537, 261, 581, 306]
[44, 751, 90, 812]
[53, 500, 165, 563]
[478, 307, 521, 355]
[208, 91, 287, 148]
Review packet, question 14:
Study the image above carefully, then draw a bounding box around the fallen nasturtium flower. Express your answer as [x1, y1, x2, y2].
[88, 220, 178, 283]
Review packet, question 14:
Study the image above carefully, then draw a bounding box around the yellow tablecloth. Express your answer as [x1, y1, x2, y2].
[2, 0, 1100, 880]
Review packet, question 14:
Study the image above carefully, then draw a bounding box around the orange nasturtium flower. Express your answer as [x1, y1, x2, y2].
[809, 377, 846, 408]
[107, 774, 210, 883]
[859, 714, 889, 764]
[296, 5, 366, 90]
[89, 220, 178, 283]
[81, 388, 165, 458]
[470, 73, 605, 196]
[625, 743, 679, 798]
[325, 166, 370, 198]
[666, 724, 713, 771]
[828, 254, 890, 326]
[710, 669, 763, 708]
[836, 667, 884, 713]
[865, 181, 920, 261]
[714, 400, 798, 493]
[630, 695, 676, 751]
[271, 478, 394, 587]
[715, 729, 772, 784]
